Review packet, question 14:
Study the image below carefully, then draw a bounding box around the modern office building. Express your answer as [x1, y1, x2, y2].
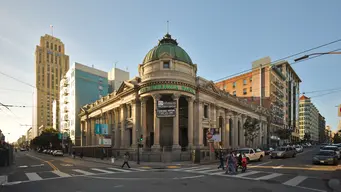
[59, 63, 129, 145]
[108, 67, 130, 93]
[215, 57, 299, 145]
[33, 34, 69, 137]
[298, 95, 319, 142]
[318, 113, 326, 143]
[78, 33, 269, 162]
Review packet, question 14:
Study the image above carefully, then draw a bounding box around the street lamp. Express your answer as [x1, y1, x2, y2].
[294, 51, 341, 62]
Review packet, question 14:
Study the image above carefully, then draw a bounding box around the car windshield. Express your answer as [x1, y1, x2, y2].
[276, 147, 286, 151]
[316, 151, 334, 156]
[237, 149, 249, 154]
[322, 147, 337, 151]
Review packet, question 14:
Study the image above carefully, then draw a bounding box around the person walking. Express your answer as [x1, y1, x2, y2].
[225, 151, 236, 174]
[121, 152, 131, 168]
[217, 150, 225, 170]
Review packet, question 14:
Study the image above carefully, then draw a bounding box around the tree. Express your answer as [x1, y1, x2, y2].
[30, 128, 62, 149]
[243, 117, 260, 147]
[333, 133, 341, 144]
[276, 128, 292, 140]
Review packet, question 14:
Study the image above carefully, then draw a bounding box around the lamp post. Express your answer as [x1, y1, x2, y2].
[294, 51, 341, 62]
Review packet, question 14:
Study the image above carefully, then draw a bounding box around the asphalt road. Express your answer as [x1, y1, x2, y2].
[1, 147, 340, 192]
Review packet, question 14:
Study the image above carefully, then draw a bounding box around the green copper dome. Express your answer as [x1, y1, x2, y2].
[143, 33, 193, 65]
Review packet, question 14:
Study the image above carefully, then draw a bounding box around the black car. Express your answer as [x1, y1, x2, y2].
[312, 150, 338, 165]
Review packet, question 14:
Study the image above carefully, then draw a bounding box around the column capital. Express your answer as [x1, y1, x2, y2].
[139, 96, 148, 104]
[152, 93, 161, 100]
[186, 96, 195, 102]
[172, 93, 181, 100]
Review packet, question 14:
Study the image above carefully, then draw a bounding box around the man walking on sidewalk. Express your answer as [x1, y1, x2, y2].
[121, 152, 131, 168]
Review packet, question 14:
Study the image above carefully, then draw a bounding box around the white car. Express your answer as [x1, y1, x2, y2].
[53, 150, 64, 156]
[295, 145, 303, 153]
[236, 148, 265, 162]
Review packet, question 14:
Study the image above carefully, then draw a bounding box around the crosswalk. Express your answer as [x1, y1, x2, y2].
[2, 167, 147, 186]
[171, 166, 329, 191]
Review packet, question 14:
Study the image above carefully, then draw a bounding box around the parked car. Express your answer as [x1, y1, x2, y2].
[259, 147, 274, 155]
[313, 150, 339, 165]
[270, 146, 296, 159]
[53, 150, 63, 156]
[236, 148, 265, 162]
[320, 146, 340, 159]
[295, 145, 304, 153]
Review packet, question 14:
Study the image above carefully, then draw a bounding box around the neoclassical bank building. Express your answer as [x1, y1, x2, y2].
[79, 34, 269, 161]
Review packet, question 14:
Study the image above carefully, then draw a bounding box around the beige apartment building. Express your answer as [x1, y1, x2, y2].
[33, 34, 69, 137]
[78, 33, 269, 161]
[216, 57, 301, 145]
[299, 95, 319, 142]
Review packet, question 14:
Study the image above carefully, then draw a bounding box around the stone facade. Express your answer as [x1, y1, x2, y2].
[78, 34, 269, 161]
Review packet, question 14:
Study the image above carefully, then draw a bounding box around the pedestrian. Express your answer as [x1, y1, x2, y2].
[217, 150, 225, 170]
[121, 152, 131, 168]
[225, 151, 236, 175]
[72, 150, 76, 159]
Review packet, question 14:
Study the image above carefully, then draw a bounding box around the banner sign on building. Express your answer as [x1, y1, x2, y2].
[207, 128, 221, 142]
[157, 101, 176, 109]
[157, 109, 176, 117]
[139, 84, 195, 95]
[95, 124, 109, 135]
[99, 138, 112, 145]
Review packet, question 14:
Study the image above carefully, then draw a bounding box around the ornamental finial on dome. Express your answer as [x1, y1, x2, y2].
[158, 20, 178, 45]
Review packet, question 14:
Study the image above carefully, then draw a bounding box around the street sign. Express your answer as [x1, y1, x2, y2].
[156, 109, 176, 117]
[157, 101, 176, 109]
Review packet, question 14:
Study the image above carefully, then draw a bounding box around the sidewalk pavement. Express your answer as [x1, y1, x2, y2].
[66, 155, 219, 169]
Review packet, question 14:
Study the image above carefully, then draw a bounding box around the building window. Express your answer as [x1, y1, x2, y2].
[204, 105, 208, 118]
[163, 61, 170, 69]
[233, 82, 236, 88]
[243, 88, 247, 95]
[54, 44, 57, 51]
[250, 87, 252, 92]
[233, 91, 236, 96]
[51, 43, 53, 49]
[58, 46, 61, 52]
[46, 41, 49, 48]
[47, 53, 49, 62]
[250, 77, 252, 82]
[243, 79, 247, 85]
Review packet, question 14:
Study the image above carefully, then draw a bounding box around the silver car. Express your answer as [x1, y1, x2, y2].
[320, 146, 340, 159]
[270, 146, 296, 159]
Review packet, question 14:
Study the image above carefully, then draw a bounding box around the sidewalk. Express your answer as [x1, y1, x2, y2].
[65, 155, 218, 169]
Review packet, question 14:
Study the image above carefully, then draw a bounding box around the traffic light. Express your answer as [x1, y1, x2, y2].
[139, 134, 143, 141]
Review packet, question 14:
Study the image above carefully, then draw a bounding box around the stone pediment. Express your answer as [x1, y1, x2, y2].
[116, 81, 135, 94]
[203, 81, 220, 94]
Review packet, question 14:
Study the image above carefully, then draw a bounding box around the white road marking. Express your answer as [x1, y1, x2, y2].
[252, 161, 272, 167]
[52, 170, 71, 177]
[184, 167, 212, 172]
[197, 169, 223, 173]
[283, 176, 308, 186]
[18, 165, 28, 168]
[31, 164, 44, 167]
[209, 171, 225, 175]
[91, 168, 114, 174]
[72, 169, 94, 175]
[25, 173, 42, 181]
[273, 165, 283, 169]
[129, 168, 147, 171]
[107, 167, 132, 172]
[234, 171, 260, 177]
[255, 173, 283, 180]
[179, 166, 202, 170]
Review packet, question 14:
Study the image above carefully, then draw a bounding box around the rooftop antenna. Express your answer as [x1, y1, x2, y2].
[50, 25, 54, 37]
[114, 61, 118, 68]
[167, 20, 169, 34]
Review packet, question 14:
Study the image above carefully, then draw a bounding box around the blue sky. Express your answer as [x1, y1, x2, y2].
[1, 0, 341, 142]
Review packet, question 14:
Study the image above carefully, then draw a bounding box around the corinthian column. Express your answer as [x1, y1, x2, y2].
[187, 97, 194, 148]
[151, 94, 161, 150]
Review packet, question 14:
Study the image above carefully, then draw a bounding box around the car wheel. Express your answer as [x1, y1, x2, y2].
[292, 153, 296, 158]
[258, 155, 263, 161]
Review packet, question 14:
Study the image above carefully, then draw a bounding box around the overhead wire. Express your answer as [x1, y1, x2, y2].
[214, 38, 341, 82]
